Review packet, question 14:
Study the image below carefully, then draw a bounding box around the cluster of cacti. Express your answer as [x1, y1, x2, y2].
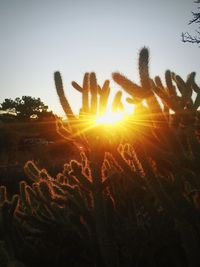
[1, 47, 200, 267]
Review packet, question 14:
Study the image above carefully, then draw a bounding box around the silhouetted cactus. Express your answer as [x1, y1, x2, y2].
[1, 47, 200, 267]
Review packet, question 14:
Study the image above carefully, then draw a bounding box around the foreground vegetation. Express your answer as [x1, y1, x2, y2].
[1, 47, 200, 267]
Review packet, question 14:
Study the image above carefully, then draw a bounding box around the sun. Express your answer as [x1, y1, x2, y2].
[96, 111, 125, 126]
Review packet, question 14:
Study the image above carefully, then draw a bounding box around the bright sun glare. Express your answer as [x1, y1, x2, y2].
[96, 111, 125, 125]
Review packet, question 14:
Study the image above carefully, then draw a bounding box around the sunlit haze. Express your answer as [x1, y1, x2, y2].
[0, 0, 199, 117]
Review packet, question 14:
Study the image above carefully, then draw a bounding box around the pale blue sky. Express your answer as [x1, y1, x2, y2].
[0, 0, 199, 116]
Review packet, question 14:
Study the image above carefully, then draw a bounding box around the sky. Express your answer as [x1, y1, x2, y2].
[0, 0, 200, 116]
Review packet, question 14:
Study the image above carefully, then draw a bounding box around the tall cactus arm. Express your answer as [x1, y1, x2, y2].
[173, 73, 194, 108]
[54, 71, 76, 120]
[191, 75, 200, 110]
[72, 72, 90, 113]
[152, 77, 179, 112]
[112, 72, 143, 99]
[71, 81, 82, 92]
[112, 91, 123, 112]
[90, 72, 98, 114]
[138, 47, 162, 115]
[165, 70, 177, 96]
[99, 80, 110, 115]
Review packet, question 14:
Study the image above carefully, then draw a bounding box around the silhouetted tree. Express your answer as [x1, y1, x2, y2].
[182, 1, 200, 45]
[0, 96, 55, 121]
